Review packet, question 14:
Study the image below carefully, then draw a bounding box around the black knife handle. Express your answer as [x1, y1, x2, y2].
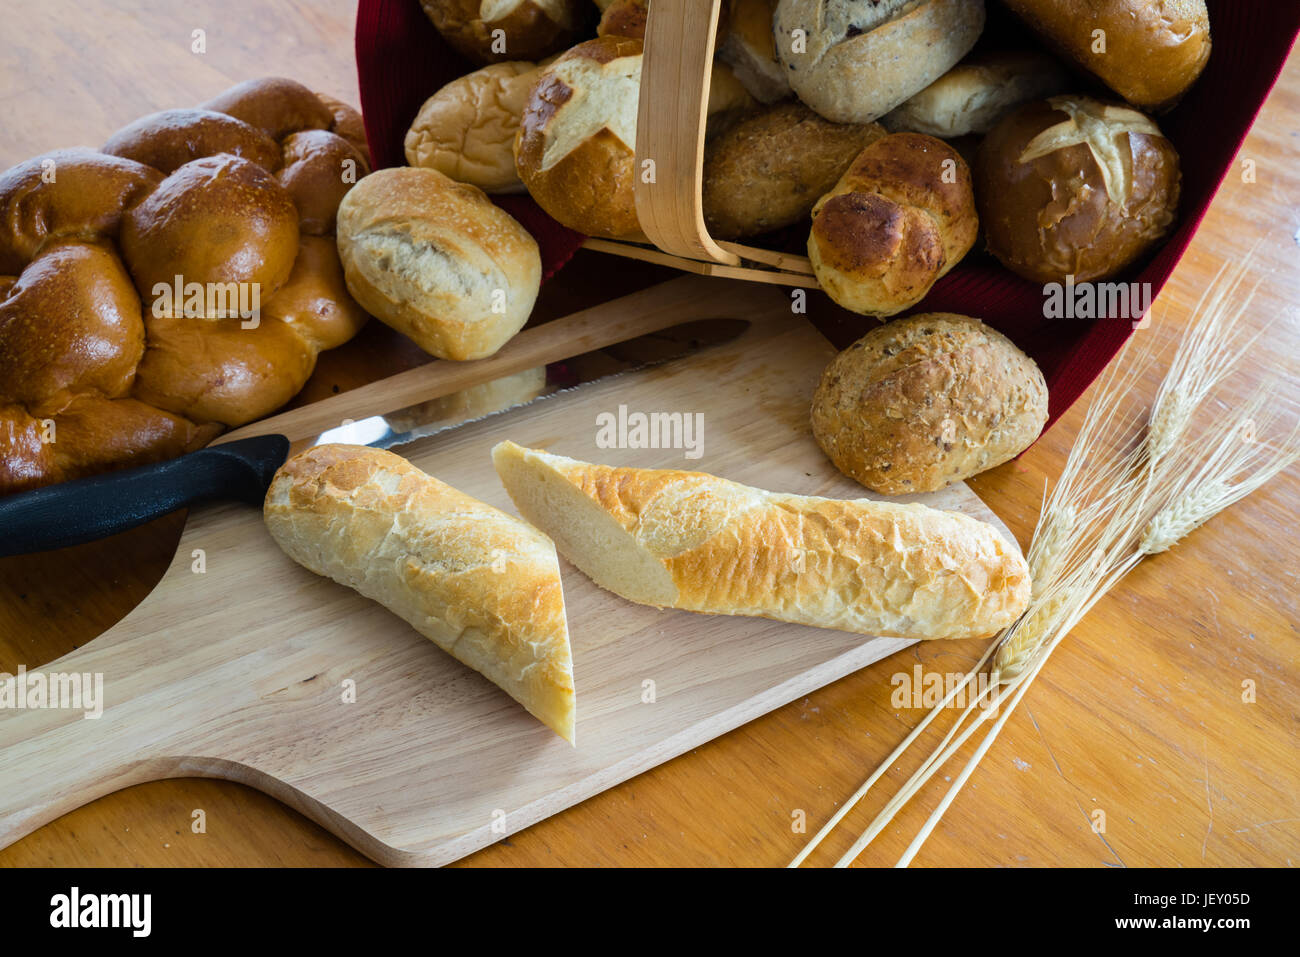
[0, 435, 290, 558]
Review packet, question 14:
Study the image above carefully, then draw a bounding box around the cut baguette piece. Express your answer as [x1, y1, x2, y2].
[492, 441, 1030, 641]
[264, 444, 575, 743]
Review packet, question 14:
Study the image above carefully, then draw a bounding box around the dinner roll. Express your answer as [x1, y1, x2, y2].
[514, 35, 645, 240]
[336, 167, 541, 361]
[406, 61, 540, 193]
[977, 96, 1181, 283]
[1001, 0, 1210, 110]
[420, 0, 590, 64]
[703, 101, 884, 240]
[774, 0, 985, 124]
[808, 132, 978, 317]
[811, 314, 1048, 494]
[597, 0, 647, 38]
[881, 51, 1068, 138]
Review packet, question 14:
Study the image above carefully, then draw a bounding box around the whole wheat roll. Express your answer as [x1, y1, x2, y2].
[492, 441, 1031, 641]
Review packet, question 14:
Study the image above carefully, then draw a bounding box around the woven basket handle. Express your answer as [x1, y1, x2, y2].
[634, 0, 739, 266]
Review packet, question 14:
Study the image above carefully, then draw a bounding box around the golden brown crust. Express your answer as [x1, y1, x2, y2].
[808, 132, 978, 317]
[261, 235, 369, 352]
[597, 0, 647, 38]
[314, 92, 372, 166]
[493, 441, 1031, 641]
[102, 108, 282, 174]
[702, 101, 885, 240]
[976, 96, 1181, 283]
[1001, 0, 1210, 110]
[811, 313, 1048, 494]
[199, 76, 334, 140]
[277, 129, 371, 235]
[420, 0, 590, 64]
[335, 167, 541, 360]
[513, 36, 645, 240]
[264, 444, 576, 743]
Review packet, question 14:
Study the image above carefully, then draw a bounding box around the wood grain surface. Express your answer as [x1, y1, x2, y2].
[1, 1, 1297, 867]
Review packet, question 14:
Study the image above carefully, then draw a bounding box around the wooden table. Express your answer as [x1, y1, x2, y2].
[1, 1, 1296, 868]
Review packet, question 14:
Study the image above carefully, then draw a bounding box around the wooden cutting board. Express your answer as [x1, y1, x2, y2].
[0, 277, 1018, 866]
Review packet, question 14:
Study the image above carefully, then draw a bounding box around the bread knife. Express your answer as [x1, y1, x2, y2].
[0, 317, 748, 557]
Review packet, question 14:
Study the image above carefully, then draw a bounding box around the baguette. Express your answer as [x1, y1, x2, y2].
[492, 442, 1030, 641]
[264, 444, 576, 743]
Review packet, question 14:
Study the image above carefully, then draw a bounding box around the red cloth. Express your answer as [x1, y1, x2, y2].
[355, 0, 1300, 427]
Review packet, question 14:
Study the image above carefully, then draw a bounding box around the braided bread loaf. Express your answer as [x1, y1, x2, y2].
[0, 77, 372, 494]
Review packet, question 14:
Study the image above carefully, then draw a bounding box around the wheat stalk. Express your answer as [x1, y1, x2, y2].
[792, 248, 1298, 868]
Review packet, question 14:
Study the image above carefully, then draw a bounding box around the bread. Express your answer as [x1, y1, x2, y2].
[774, 0, 986, 124]
[493, 441, 1030, 640]
[1002, 0, 1210, 111]
[811, 314, 1048, 494]
[597, 0, 647, 38]
[264, 444, 576, 743]
[703, 102, 884, 240]
[977, 96, 1180, 283]
[0, 80, 370, 494]
[419, 0, 590, 64]
[314, 92, 371, 166]
[514, 36, 646, 240]
[718, 0, 790, 104]
[704, 63, 758, 139]
[405, 61, 540, 193]
[336, 167, 541, 360]
[808, 132, 978, 317]
[881, 51, 1068, 138]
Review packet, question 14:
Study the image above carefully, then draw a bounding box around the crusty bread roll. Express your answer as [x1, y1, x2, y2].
[811, 314, 1048, 494]
[336, 167, 541, 360]
[703, 102, 884, 240]
[514, 35, 645, 240]
[976, 96, 1180, 283]
[1002, 0, 1210, 111]
[492, 441, 1031, 641]
[405, 61, 540, 193]
[881, 51, 1068, 138]
[718, 0, 790, 104]
[808, 132, 978, 317]
[774, 0, 986, 124]
[420, 0, 590, 64]
[265, 444, 576, 743]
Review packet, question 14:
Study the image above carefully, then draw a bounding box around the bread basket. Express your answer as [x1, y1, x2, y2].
[355, 0, 1300, 427]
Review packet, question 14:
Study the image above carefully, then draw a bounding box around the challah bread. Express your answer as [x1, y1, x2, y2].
[121, 153, 301, 306]
[0, 79, 371, 494]
[405, 61, 541, 193]
[420, 0, 591, 64]
[514, 35, 645, 240]
[315, 92, 372, 166]
[264, 444, 576, 743]
[881, 50, 1068, 138]
[775, 0, 985, 124]
[336, 167, 542, 361]
[976, 96, 1180, 283]
[811, 314, 1049, 494]
[101, 109, 282, 174]
[808, 132, 978, 317]
[703, 101, 884, 240]
[718, 0, 790, 104]
[492, 441, 1030, 641]
[1001, 0, 1210, 111]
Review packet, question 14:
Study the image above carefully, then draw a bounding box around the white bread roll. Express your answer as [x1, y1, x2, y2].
[264, 444, 576, 743]
[405, 61, 540, 194]
[774, 0, 986, 123]
[881, 51, 1068, 138]
[492, 442, 1030, 641]
[335, 167, 541, 361]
